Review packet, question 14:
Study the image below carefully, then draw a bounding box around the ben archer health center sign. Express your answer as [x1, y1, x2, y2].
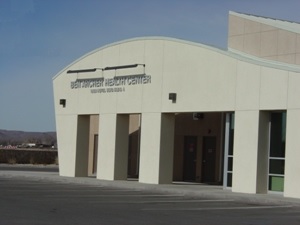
[70, 74, 151, 94]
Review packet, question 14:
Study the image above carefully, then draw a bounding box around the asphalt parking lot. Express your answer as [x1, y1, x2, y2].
[1, 165, 300, 225]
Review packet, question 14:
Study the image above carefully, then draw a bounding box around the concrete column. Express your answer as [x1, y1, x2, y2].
[97, 114, 129, 180]
[232, 110, 260, 194]
[114, 114, 129, 180]
[56, 114, 78, 177]
[139, 113, 175, 184]
[256, 111, 269, 193]
[74, 115, 90, 177]
[284, 109, 300, 198]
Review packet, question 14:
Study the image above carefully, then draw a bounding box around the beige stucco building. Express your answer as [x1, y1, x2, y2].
[53, 12, 300, 199]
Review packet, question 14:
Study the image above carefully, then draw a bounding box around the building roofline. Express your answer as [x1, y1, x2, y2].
[53, 36, 300, 80]
[53, 36, 225, 80]
[228, 47, 300, 72]
[229, 11, 300, 34]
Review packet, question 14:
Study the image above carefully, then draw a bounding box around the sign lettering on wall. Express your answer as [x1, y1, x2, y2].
[70, 74, 151, 94]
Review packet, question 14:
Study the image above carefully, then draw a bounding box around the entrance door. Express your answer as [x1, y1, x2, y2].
[202, 136, 216, 183]
[92, 134, 98, 174]
[183, 136, 197, 181]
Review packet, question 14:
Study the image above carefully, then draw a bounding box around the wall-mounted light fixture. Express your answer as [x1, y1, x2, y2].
[193, 112, 204, 120]
[169, 93, 177, 103]
[60, 99, 66, 108]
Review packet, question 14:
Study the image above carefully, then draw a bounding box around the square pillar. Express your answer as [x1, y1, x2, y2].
[284, 109, 300, 198]
[97, 114, 129, 180]
[56, 114, 78, 177]
[75, 115, 90, 177]
[232, 110, 261, 194]
[114, 114, 130, 180]
[256, 111, 269, 193]
[139, 113, 175, 184]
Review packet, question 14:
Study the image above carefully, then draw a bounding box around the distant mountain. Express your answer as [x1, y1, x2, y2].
[0, 129, 56, 146]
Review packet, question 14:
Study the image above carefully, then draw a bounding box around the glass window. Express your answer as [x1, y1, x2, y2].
[227, 157, 233, 172]
[269, 159, 285, 175]
[270, 113, 286, 158]
[268, 112, 286, 192]
[227, 173, 232, 187]
[228, 114, 234, 156]
[224, 113, 234, 188]
[269, 176, 284, 192]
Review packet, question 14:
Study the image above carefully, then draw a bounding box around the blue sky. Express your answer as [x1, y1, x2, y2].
[1, 0, 300, 132]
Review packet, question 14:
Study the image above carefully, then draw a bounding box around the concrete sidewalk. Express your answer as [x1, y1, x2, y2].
[1, 165, 300, 207]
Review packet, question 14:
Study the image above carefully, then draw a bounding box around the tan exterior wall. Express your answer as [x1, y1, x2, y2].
[228, 13, 300, 65]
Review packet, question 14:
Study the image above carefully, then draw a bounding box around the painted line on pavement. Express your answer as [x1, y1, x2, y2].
[88, 199, 234, 204]
[39, 194, 185, 198]
[0, 188, 140, 192]
[143, 205, 293, 211]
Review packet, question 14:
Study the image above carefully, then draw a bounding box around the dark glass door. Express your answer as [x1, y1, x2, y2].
[202, 136, 216, 183]
[183, 136, 197, 181]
